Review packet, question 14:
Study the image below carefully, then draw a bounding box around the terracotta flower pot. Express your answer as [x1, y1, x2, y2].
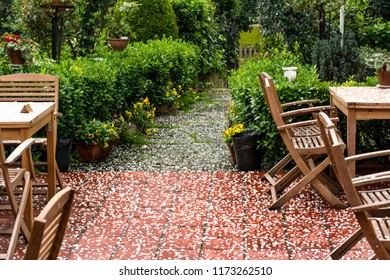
[74, 142, 113, 163]
[7, 48, 25, 65]
[108, 38, 129, 51]
[377, 69, 390, 88]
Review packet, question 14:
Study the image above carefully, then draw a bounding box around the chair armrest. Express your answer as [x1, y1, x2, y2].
[280, 105, 335, 118]
[281, 99, 321, 108]
[277, 118, 339, 131]
[4, 138, 35, 165]
[351, 200, 390, 213]
[277, 120, 318, 131]
[345, 149, 390, 163]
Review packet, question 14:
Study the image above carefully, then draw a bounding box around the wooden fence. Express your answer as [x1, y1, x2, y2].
[238, 45, 259, 66]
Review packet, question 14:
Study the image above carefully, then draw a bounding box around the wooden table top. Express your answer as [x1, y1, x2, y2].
[0, 102, 54, 128]
[329, 86, 390, 108]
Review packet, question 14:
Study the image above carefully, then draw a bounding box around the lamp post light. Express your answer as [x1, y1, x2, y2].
[44, 1, 75, 61]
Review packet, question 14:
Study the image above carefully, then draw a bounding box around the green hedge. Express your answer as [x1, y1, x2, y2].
[0, 38, 200, 140]
[228, 49, 336, 168]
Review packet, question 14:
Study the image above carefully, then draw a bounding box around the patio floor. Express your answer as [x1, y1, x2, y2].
[1, 170, 374, 260]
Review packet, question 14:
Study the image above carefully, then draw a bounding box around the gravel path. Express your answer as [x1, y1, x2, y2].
[69, 89, 237, 172]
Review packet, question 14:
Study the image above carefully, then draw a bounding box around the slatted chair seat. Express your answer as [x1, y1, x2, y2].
[370, 218, 390, 249]
[291, 125, 321, 137]
[259, 72, 345, 210]
[292, 135, 324, 151]
[317, 111, 390, 260]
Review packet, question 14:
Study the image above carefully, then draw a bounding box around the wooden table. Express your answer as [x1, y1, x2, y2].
[0, 102, 57, 200]
[329, 86, 390, 175]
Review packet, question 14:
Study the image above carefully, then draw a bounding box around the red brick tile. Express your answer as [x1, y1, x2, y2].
[247, 249, 290, 260]
[202, 249, 244, 260]
[203, 237, 244, 250]
[157, 249, 201, 260]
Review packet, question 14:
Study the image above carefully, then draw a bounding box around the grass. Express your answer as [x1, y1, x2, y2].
[239, 24, 262, 46]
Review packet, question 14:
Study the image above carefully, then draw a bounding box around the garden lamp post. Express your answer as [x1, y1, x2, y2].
[44, 1, 75, 61]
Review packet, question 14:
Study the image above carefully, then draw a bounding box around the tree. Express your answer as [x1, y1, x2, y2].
[171, 0, 225, 78]
[212, 0, 254, 69]
[287, 0, 343, 40]
[77, 0, 113, 56]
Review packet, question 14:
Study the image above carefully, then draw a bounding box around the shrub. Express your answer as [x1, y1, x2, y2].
[128, 0, 179, 42]
[115, 38, 200, 107]
[360, 20, 390, 50]
[171, 0, 226, 78]
[311, 32, 364, 83]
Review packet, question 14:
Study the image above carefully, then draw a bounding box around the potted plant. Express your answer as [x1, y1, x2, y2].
[363, 49, 390, 87]
[105, 0, 139, 51]
[124, 97, 157, 135]
[223, 122, 245, 166]
[73, 118, 119, 162]
[0, 32, 39, 65]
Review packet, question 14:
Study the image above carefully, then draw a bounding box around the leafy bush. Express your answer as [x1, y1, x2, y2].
[114, 38, 200, 107]
[171, 0, 225, 78]
[228, 48, 334, 168]
[128, 0, 179, 42]
[311, 32, 364, 83]
[360, 20, 390, 50]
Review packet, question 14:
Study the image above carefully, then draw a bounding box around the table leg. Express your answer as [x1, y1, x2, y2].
[46, 114, 57, 200]
[346, 110, 357, 177]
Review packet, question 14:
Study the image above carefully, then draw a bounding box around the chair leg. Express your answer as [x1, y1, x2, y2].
[325, 229, 363, 260]
[268, 157, 345, 210]
[56, 162, 64, 190]
[3, 172, 32, 260]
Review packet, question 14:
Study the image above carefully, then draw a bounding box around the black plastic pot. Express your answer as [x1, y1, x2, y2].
[56, 138, 72, 172]
[232, 132, 261, 171]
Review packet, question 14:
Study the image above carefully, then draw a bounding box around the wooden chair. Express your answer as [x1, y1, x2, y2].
[317, 111, 390, 260]
[0, 73, 64, 190]
[0, 129, 35, 260]
[24, 187, 74, 260]
[259, 72, 345, 209]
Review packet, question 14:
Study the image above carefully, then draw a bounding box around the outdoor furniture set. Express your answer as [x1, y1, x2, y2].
[259, 72, 390, 260]
[0, 74, 73, 260]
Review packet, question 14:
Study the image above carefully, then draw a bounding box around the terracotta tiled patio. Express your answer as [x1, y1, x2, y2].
[1, 170, 374, 260]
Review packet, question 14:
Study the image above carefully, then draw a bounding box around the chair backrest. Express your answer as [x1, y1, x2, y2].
[259, 72, 325, 154]
[258, 72, 286, 128]
[0, 73, 59, 113]
[316, 112, 362, 206]
[24, 187, 74, 260]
